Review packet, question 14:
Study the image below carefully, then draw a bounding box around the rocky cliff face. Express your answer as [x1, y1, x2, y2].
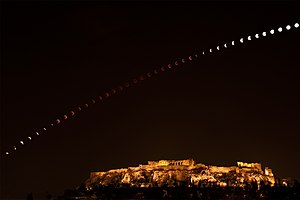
[85, 159, 275, 189]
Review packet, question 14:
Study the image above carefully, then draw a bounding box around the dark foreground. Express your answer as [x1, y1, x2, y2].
[58, 184, 300, 199]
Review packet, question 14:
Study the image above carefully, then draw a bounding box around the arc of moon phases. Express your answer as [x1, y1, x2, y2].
[5, 22, 299, 156]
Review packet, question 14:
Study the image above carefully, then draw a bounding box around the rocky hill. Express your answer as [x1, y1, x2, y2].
[84, 159, 275, 189]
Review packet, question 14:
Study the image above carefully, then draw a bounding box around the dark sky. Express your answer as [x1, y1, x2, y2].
[1, 1, 300, 199]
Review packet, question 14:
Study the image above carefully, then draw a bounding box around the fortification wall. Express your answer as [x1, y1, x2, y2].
[209, 166, 236, 173]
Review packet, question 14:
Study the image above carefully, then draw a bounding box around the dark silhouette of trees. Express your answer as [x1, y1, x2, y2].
[26, 192, 33, 200]
[57, 179, 300, 199]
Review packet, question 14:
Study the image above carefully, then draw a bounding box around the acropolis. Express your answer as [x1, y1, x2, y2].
[85, 159, 275, 188]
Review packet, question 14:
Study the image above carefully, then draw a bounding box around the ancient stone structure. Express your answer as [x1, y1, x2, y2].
[148, 159, 196, 166]
[237, 161, 261, 169]
[85, 159, 275, 188]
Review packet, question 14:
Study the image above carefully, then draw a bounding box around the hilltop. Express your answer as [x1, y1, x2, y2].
[84, 159, 275, 188]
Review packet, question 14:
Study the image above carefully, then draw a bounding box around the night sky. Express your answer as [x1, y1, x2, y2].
[1, 2, 300, 199]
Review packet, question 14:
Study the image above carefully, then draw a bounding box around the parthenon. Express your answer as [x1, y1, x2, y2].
[148, 159, 195, 166]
